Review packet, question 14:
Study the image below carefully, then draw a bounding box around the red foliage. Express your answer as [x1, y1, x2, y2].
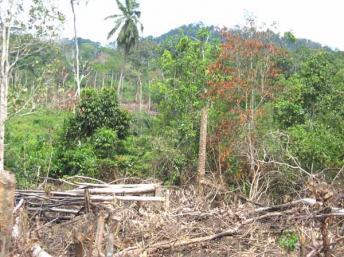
[208, 27, 285, 177]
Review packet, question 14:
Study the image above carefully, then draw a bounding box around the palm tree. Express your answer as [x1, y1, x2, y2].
[106, 0, 143, 97]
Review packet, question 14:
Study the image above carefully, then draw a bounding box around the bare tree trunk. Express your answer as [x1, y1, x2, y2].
[117, 54, 127, 100]
[94, 71, 98, 88]
[0, 20, 11, 173]
[117, 70, 123, 97]
[102, 73, 105, 88]
[138, 74, 143, 112]
[197, 106, 208, 193]
[110, 71, 114, 87]
[148, 80, 151, 112]
[71, 0, 81, 97]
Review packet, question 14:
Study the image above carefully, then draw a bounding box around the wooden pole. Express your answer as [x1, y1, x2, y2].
[197, 106, 208, 194]
[0, 171, 15, 257]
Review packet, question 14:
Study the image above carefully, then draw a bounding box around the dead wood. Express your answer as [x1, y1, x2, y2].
[113, 211, 286, 256]
[32, 244, 53, 257]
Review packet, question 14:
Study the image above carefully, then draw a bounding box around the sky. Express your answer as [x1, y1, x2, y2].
[60, 0, 344, 50]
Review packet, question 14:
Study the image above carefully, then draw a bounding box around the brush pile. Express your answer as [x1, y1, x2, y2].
[10, 176, 344, 257]
[15, 179, 164, 222]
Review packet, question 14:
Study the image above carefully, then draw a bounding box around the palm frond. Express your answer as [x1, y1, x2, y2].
[126, 0, 131, 11]
[107, 20, 123, 39]
[116, 0, 127, 14]
[104, 14, 123, 20]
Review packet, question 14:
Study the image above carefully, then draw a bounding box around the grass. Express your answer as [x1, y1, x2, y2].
[5, 109, 70, 188]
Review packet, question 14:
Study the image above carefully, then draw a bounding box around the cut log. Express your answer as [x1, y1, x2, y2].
[69, 184, 157, 194]
[0, 171, 15, 257]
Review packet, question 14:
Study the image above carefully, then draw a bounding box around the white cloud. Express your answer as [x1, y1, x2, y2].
[60, 0, 344, 50]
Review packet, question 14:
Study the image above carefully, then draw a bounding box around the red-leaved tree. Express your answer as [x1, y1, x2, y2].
[208, 25, 284, 200]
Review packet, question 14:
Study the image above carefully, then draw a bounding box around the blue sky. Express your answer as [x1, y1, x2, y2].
[60, 0, 344, 50]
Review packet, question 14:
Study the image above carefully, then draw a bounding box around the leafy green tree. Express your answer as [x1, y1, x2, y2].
[106, 0, 143, 97]
[152, 32, 217, 183]
[64, 87, 130, 141]
[54, 87, 130, 177]
[274, 51, 344, 172]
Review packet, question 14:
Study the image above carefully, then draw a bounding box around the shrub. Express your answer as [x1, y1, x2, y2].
[92, 128, 122, 158]
[64, 87, 130, 142]
[5, 110, 67, 188]
[53, 87, 131, 178]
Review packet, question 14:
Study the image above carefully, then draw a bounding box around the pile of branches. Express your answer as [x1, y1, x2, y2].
[10, 177, 344, 257]
[15, 177, 164, 222]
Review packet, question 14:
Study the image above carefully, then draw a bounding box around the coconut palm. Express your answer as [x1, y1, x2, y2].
[106, 0, 143, 97]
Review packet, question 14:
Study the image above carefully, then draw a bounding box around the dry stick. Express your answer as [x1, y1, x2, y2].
[306, 237, 344, 257]
[106, 232, 114, 257]
[252, 198, 318, 213]
[93, 211, 106, 257]
[113, 212, 284, 257]
[12, 203, 54, 257]
[106, 218, 116, 257]
[32, 244, 53, 257]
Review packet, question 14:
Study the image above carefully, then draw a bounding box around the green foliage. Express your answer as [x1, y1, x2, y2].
[57, 144, 98, 177]
[54, 87, 131, 178]
[64, 87, 130, 141]
[288, 124, 343, 171]
[273, 51, 344, 172]
[277, 231, 298, 252]
[92, 128, 121, 158]
[5, 110, 67, 188]
[150, 33, 218, 182]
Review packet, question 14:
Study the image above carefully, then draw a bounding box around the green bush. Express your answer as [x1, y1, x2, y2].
[64, 87, 130, 142]
[54, 87, 131, 178]
[92, 128, 122, 158]
[57, 144, 98, 177]
[5, 110, 67, 188]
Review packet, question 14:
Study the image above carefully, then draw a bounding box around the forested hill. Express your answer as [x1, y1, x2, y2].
[148, 23, 330, 51]
[61, 23, 331, 52]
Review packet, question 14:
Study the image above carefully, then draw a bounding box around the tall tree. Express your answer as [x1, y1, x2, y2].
[0, 0, 62, 172]
[106, 0, 143, 97]
[0, 0, 15, 173]
[70, 0, 89, 97]
[197, 29, 211, 193]
[70, 0, 81, 97]
[209, 26, 283, 200]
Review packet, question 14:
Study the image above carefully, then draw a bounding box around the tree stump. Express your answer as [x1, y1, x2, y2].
[0, 171, 15, 257]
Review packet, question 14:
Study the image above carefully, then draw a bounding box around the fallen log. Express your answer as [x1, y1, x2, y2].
[69, 184, 157, 194]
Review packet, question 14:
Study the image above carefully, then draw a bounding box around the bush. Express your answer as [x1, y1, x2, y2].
[54, 87, 131, 178]
[92, 128, 122, 158]
[64, 87, 130, 142]
[57, 144, 98, 177]
[5, 110, 67, 188]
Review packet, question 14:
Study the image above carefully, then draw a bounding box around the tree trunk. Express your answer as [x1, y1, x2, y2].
[94, 71, 98, 88]
[110, 71, 114, 87]
[117, 54, 127, 100]
[138, 74, 143, 112]
[71, 0, 81, 97]
[102, 73, 105, 88]
[197, 106, 208, 193]
[148, 80, 151, 112]
[0, 22, 11, 173]
[0, 171, 15, 257]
